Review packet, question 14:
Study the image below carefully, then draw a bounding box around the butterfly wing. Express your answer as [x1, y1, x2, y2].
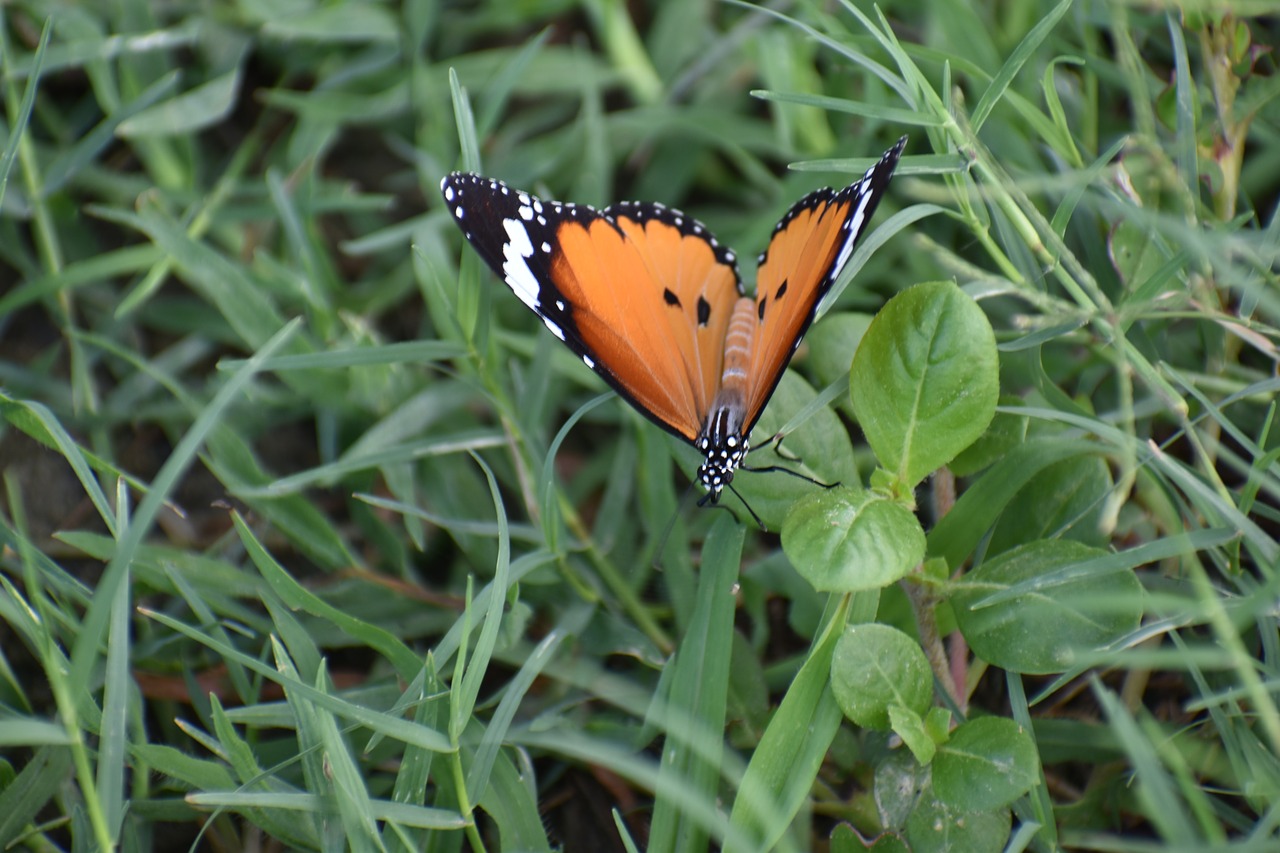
[742, 136, 906, 433]
[440, 173, 743, 443]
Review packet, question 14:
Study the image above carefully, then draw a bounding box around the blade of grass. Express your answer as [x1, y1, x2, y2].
[969, 0, 1071, 133]
[650, 514, 743, 851]
[144, 608, 454, 754]
[69, 320, 301, 697]
[729, 592, 863, 850]
[0, 16, 53, 210]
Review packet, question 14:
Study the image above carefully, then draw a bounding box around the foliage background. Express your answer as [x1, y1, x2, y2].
[1, 0, 1278, 850]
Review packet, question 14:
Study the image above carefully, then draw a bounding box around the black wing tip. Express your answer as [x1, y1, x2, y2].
[872, 134, 908, 177]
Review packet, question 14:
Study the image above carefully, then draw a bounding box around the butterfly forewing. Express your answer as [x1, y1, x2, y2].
[742, 137, 907, 432]
[610, 205, 742, 425]
[440, 173, 741, 442]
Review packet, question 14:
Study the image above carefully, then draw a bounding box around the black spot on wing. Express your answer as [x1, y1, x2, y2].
[757, 296, 767, 322]
[663, 288, 681, 307]
[696, 295, 711, 325]
[776, 278, 788, 300]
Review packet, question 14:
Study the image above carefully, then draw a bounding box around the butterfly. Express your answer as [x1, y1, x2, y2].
[440, 136, 905, 508]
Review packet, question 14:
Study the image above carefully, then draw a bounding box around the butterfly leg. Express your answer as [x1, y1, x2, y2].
[738, 462, 838, 490]
[748, 430, 804, 463]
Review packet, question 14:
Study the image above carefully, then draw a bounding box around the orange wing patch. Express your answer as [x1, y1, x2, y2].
[548, 209, 741, 441]
[745, 194, 852, 427]
[614, 212, 740, 420]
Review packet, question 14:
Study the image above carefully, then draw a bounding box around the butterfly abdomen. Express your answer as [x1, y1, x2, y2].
[719, 297, 757, 391]
[694, 297, 758, 499]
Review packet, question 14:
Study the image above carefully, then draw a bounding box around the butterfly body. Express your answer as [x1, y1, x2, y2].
[441, 137, 905, 504]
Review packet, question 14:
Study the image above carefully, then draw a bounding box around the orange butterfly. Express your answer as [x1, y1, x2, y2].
[441, 136, 905, 506]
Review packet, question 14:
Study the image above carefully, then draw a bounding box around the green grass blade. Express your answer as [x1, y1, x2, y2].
[650, 514, 743, 851]
[69, 318, 303, 696]
[969, 0, 1071, 133]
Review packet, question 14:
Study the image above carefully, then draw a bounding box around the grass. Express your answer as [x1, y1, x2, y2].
[2, 0, 1279, 851]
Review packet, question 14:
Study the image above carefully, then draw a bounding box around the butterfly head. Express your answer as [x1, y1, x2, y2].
[695, 430, 748, 502]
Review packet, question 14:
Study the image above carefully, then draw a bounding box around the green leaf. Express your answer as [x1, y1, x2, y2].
[831, 822, 910, 852]
[783, 486, 925, 593]
[950, 540, 1143, 674]
[232, 512, 422, 679]
[905, 783, 1012, 853]
[889, 703, 936, 765]
[988, 454, 1113, 553]
[806, 312, 875, 384]
[650, 515, 742, 851]
[117, 67, 243, 137]
[926, 438, 1103, 570]
[1109, 219, 1171, 291]
[260, 4, 400, 42]
[132, 743, 237, 792]
[851, 282, 999, 489]
[831, 623, 932, 731]
[730, 595, 855, 848]
[932, 717, 1039, 811]
[873, 750, 928, 830]
[0, 747, 72, 848]
[947, 399, 1029, 477]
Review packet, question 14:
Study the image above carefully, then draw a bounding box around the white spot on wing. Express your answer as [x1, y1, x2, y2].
[583, 353, 595, 368]
[501, 218, 540, 310]
[833, 191, 874, 273]
[543, 316, 565, 341]
[519, 205, 534, 221]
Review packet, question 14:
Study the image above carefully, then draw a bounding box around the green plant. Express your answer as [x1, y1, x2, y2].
[1, 0, 1277, 851]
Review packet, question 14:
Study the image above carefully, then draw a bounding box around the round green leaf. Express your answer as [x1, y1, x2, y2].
[905, 783, 1011, 853]
[932, 717, 1038, 811]
[850, 281, 999, 488]
[988, 454, 1113, 553]
[831, 623, 932, 731]
[950, 539, 1143, 674]
[783, 486, 925, 593]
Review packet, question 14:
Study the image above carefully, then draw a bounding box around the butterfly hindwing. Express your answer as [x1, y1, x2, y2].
[743, 136, 907, 433]
[440, 173, 743, 442]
